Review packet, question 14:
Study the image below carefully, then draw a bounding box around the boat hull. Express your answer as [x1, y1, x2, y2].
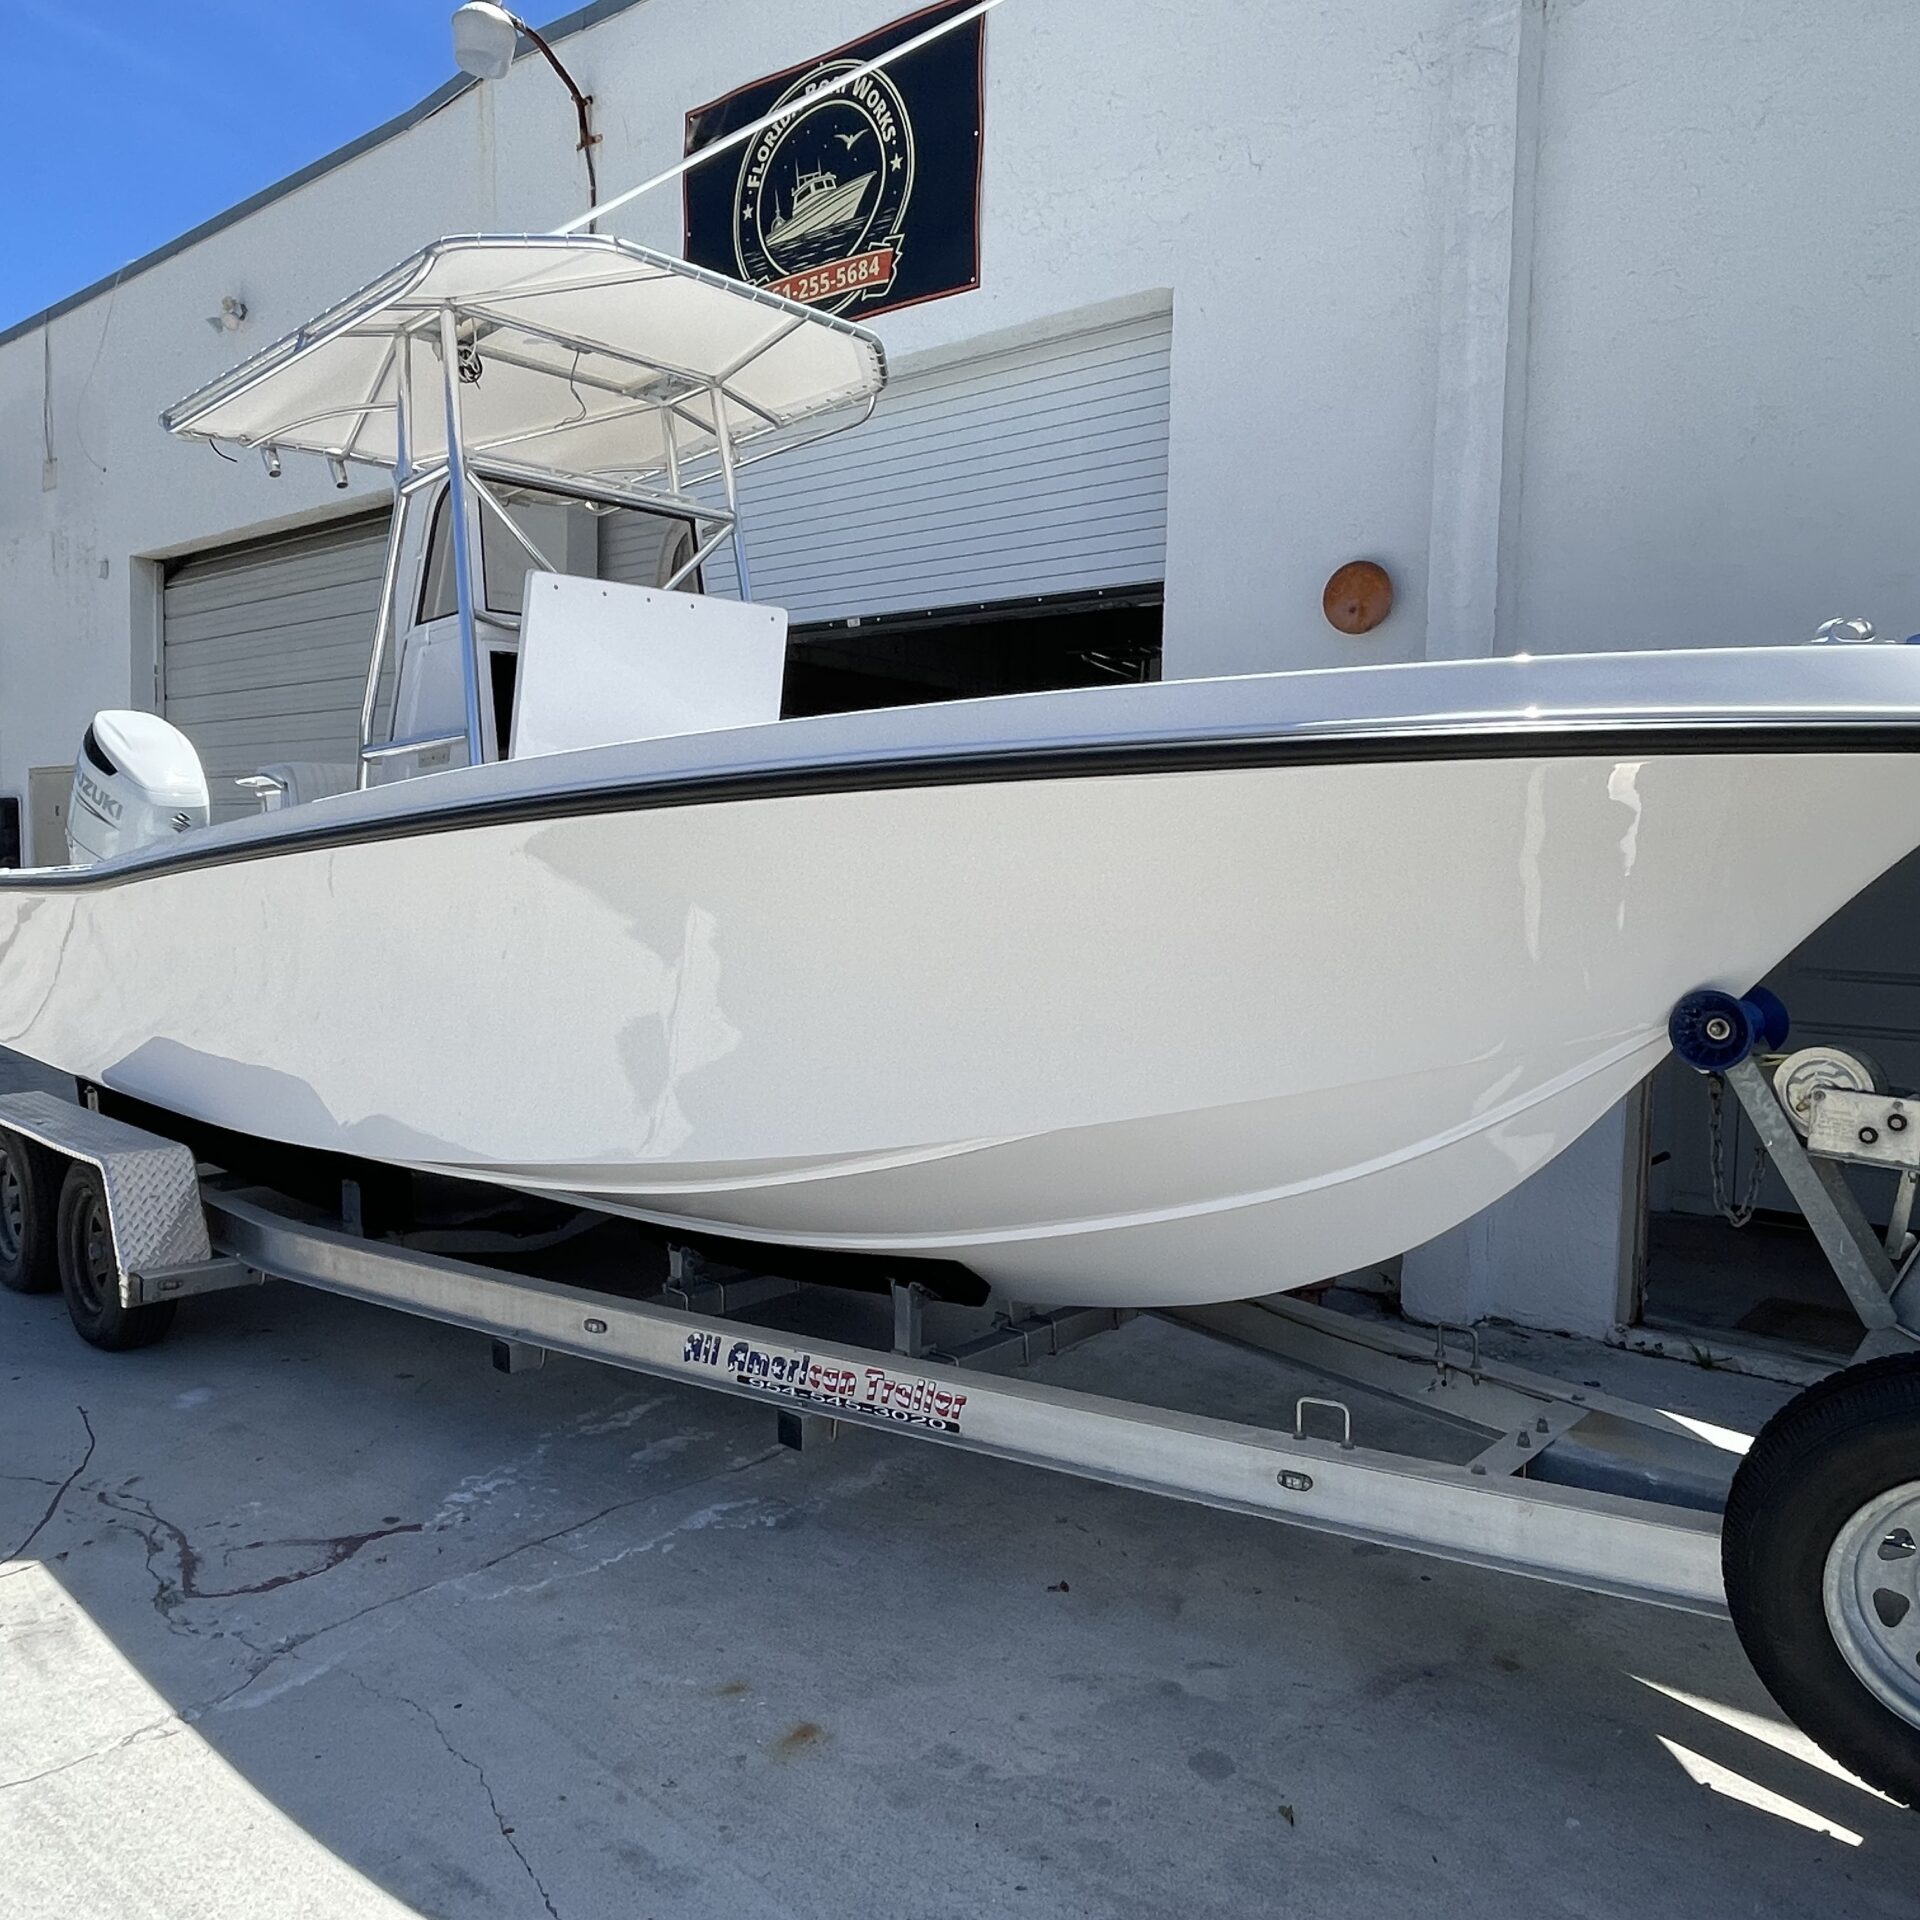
[0, 748, 1915, 1307]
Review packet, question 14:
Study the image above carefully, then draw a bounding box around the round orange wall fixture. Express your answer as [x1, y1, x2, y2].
[1322, 560, 1393, 635]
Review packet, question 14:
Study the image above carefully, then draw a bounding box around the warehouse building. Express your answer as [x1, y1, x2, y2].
[2, 0, 1916, 1345]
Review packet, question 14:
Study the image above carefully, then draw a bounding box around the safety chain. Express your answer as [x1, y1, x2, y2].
[1708, 1073, 1769, 1227]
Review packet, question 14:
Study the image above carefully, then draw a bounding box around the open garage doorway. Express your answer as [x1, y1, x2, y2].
[1641, 848, 1920, 1363]
[780, 586, 1162, 717]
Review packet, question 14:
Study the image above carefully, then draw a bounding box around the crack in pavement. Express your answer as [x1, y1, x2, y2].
[89, 1488, 199, 1638]
[6, 1406, 95, 1563]
[91, 1485, 421, 1624]
[0, 1716, 185, 1794]
[349, 1671, 561, 1920]
[449, 1444, 783, 1601]
[204, 1446, 782, 1715]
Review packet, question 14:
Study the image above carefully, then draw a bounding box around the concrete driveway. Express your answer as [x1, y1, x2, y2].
[5, 1244, 1918, 1920]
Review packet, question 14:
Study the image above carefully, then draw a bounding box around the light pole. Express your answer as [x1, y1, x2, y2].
[450, 3, 601, 227]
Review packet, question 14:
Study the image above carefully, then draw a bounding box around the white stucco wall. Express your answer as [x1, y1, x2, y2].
[4, 0, 1919, 1335]
[1512, 0, 1920, 661]
[0, 0, 1463, 813]
[1402, 0, 1920, 1334]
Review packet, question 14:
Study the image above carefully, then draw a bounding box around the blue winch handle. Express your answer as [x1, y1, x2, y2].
[1667, 986, 1791, 1073]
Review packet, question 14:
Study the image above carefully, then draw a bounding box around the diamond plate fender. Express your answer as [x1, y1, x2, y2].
[0, 1090, 211, 1306]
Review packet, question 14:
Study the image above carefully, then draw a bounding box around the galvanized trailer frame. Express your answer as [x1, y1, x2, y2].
[1717, 1053, 1920, 1360]
[0, 1089, 1733, 1619]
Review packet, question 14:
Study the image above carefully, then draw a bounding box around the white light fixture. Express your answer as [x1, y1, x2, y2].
[327, 455, 350, 490]
[207, 295, 248, 335]
[451, 2, 520, 81]
[450, 3, 600, 222]
[261, 446, 281, 479]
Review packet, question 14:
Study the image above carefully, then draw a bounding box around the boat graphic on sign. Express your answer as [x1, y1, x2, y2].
[767, 166, 877, 247]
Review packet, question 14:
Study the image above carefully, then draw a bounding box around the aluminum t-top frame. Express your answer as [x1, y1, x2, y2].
[161, 235, 888, 776]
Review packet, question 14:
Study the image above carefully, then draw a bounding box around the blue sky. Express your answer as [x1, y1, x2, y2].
[0, 0, 467, 331]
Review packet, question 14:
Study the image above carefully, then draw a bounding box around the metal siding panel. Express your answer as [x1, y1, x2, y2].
[163, 514, 391, 822]
[691, 313, 1170, 622]
[597, 511, 683, 591]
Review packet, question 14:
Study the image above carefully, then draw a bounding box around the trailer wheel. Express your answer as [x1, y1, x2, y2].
[1723, 1354, 1920, 1805]
[55, 1161, 175, 1351]
[0, 1130, 59, 1294]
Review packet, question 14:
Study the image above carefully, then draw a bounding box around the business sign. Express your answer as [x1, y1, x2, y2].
[683, 0, 986, 319]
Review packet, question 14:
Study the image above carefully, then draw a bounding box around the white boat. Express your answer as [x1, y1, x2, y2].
[5, 233, 1920, 1310]
[767, 166, 875, 246]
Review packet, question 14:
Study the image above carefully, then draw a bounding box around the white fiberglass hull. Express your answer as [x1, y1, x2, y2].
[4, 656, 1920, 1309]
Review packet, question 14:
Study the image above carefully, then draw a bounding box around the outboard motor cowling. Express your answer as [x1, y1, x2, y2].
[68, 712, 210, 866]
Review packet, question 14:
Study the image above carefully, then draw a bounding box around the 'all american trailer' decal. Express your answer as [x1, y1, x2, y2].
[682, 1333, 968, 1433]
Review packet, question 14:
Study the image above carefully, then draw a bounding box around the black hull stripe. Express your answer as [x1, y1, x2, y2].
[4, 719, 1916, 893]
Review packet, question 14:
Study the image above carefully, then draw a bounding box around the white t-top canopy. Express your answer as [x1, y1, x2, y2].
[160, 235, 887, 492]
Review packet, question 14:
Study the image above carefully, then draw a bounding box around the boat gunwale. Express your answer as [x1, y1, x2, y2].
[4, 713, 1918, 895]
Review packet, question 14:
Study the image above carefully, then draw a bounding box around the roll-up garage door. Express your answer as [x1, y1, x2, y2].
[598, 511, 697, 594]
[602, 307, 1171, 621]
[161, 511, 391, 822]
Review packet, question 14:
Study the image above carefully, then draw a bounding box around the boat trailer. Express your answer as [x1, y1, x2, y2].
[1668, 985, 1920, 1361]
[1, 992, 1917, 1804]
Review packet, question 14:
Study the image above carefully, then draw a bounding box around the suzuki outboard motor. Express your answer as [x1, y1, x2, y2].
[68, 712, 210, 866]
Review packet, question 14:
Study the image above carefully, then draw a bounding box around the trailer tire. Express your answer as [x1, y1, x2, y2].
[1723, 1354, 1920, 1806]
[55, 1161, 175, 1351]
[0, 1130, 60, 1294]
